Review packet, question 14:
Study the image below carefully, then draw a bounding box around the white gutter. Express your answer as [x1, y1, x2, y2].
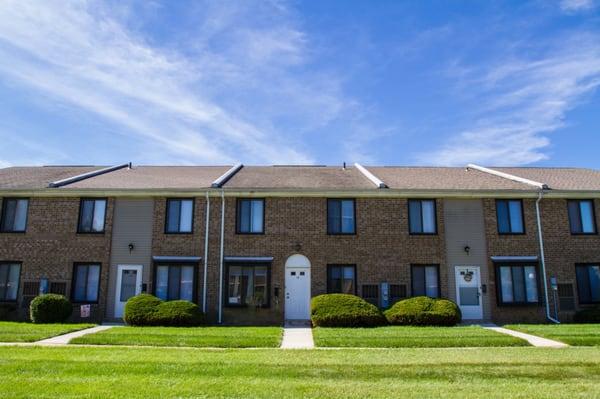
[354, 163, 387, 188]
[48, 163, 130, 188]
[218, 189, 225, 324]
[212, 163, 243, 188]
[467, 164, 548, 190]
[536, 190, 560, 323]
[202, 191, 210, 314]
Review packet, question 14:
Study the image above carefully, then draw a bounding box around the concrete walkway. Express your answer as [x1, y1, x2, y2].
[35, 325, 114, 345]
[483, 325, 568, 348]
[281, 322, 314, 349]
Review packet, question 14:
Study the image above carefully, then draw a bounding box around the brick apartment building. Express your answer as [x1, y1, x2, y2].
[1, 163, 599, 325]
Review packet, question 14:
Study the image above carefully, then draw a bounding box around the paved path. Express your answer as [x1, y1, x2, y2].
[281, 322, 314, 349]
[35, 325, 114, 345]
[483, 325, 568, 348]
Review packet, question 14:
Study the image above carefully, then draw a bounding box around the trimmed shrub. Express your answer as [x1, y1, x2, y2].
[153, 300, 204, 327]
[385, 296, 461, 326]
[124, 294, 162, 326]
[573, 307, 600, 323]
[30, 294, 72, 323]
[311, 294, 387, 327]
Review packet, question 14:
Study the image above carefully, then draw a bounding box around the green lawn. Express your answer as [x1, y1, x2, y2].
[313, 325, 528, 347]
[2, 346, 600, 398]
[506, 324, 600, 346]
[0, 322, 95, 342]
[70, 326, 283, 348]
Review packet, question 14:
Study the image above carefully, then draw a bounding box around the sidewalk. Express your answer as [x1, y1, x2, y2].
[482, 325, 568, 348]
[35, 325, 115, 345]
[280, 321, 314, 349]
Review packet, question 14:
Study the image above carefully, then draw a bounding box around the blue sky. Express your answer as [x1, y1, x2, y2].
[0, 0, 599, 168]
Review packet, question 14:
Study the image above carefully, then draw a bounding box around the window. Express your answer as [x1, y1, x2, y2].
[226, 263, 269, 307]
[327, 199, 355, 234]
[0, 262, 21, 301]
[390, 284, 407, 305]
[236, 199, 264, 234]
[568, 200, 597, 235]
[78, 199, 107, 233]
[165, 199, 194, 233]
[155, 264, 195, 301]
[496, 199, 525, 234]
[411, 265, 439, 297]
[557, 283, 575, 311]
[576, 264, 600, 304]
[0, 198, 29, 233]
[72, 263, 101, 303]
[495, 263, 539, 305]
[408, 199, 436, 234]
[362, 284, 379, 306]
[327, 265, 356, 294]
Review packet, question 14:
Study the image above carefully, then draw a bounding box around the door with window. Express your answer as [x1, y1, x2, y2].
[115, 265, 143, 318]
[455, 266, 483, 319]
[285, 255, 311, 320]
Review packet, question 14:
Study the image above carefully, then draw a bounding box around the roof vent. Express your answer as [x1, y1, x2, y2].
[48, 163, 130, 188]
[467, 164, 548, 190]
[211, 163, 243, 188]
[355, 163, 388, 189]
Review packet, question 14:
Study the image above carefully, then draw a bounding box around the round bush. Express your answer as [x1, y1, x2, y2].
[124, 294, 162, 326]
[384, 296, 461, 326]
[311, 294, 387, 327]
[153, 300, 205, 327]
[573, 307, 600, 323]
[30, 294, 72, 323]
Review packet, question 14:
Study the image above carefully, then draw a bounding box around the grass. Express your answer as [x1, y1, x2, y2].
[2, 346, 600, 398]
[313, 325, 529, 347]
[505, 324, 600, 346]
[0, 321, 95, 342]
[70, 326, 283, 348]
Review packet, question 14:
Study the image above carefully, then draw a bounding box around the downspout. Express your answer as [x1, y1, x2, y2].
[202, 191, 210, 314]
[218, 189, 225, 324]
[536, 190, 560, 324]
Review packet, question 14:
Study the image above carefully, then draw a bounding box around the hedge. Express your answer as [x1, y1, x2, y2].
[30, 294, 73, 323]
[123, 294, 204, 327]
[311, 294, 387, 327]
[124, 294, 163, 326]
[384, 296, 461, 326]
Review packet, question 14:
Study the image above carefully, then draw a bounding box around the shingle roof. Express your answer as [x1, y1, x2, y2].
[493, 168, 600, 191]
[0, 166, 104, 189]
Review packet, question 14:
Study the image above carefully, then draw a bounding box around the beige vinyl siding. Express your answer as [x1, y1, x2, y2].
[105, 199, 154, 320]
[443, 199, 491, 320]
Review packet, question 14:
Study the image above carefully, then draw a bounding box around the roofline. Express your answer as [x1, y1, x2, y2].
[211, 163, 243, 188]
[354, 163, 387, 188]
[48, 163, 130, 188]
[467, 164, 549, 190]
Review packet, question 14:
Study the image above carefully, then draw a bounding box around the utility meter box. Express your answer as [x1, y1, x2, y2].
[380, 282, 390, 309]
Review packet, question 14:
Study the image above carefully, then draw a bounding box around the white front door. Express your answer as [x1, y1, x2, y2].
[284, 254, 311, 320]
[114, 265, 143, 318]
[455, 266, 483, 320]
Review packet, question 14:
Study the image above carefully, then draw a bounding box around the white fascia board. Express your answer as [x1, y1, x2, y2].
[467, 164, 549, 190]
[211, 163, 243, 188]
[354, 163, 387, 188]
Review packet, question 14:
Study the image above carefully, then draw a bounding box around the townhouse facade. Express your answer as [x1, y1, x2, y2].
[1, 163, 599, 325]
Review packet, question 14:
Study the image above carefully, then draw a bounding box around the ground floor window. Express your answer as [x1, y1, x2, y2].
[362, 284, 379, 306]
[411, 265, 439, 298]
[226, 263, 269, 307]
[0, 262, 21, 301]
[327, 265, 356, 294]
[495, 263, 539, 305]
[155, 264, 195, 301]
[72, 263, 101, 303]
[576, 264, 600, 304]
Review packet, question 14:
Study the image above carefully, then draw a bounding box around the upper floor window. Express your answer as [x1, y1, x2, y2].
[72, 263, 101, 303]
[327, 199, 355, 235]
[155, 263, 195, 301]
[165, 199, 193, 233]
[78, 199, 107, 233]
[0, 262, 21, 301]
[495, 263, 539, 305]
[496, 199, 525, 234]
[568, 200, 597, 235]
[0, 198, 29, 233]
[236, 199, 264, 234]
[327, 265, 356, 294]
[411, 265, 439, 298]
[576, 264, 600, 304]
[408, 199, 436, 234]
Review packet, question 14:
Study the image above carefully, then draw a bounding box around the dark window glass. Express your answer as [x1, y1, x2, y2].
[362, 284, 379, 306]
[327, 265, 356, 294]
[496, 264, 539, 305]
[236, 199, 264, 233]
[78, 199, 106, 233]
[0, 199, 29, 232]
[155, 264, 194, 301]
[165, 199, 193, 233]
[327, 199, 355, 234]
[411, 265, 439, 297]
[0, 263, 20, 301]
[227, 264, 269, 307]
[576, 264, 600, 304]
[408, 200, 436, 234]
[568, 200, 597, 234]
[72, 264, 100, 302]
[389, 284, 407, 305]
[496, 200, 524, 234]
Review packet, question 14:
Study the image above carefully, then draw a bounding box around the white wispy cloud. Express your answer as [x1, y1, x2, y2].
[0, 0, 358, 165]
[560, 0, 596, 12]
[423, 33, 600, 166]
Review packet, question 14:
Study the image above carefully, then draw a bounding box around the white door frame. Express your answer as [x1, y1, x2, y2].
[284, 254, 311, 320]
[114, 264, 143, 318]
[454, 266, 483, 320]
